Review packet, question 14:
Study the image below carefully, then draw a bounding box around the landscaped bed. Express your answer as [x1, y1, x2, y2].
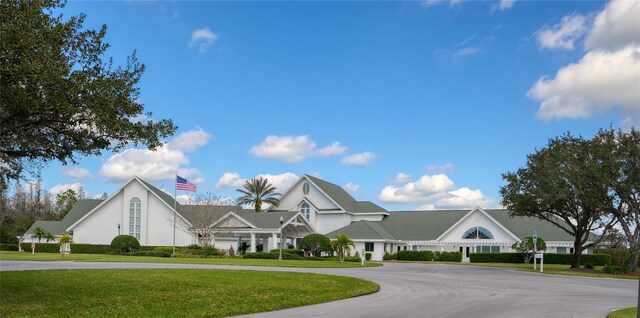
[608, 307, 637, 318]
[0, 251, 382, 268]
[0, 269, 379, 317]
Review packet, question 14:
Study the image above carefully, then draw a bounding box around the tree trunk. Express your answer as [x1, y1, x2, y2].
[629, 242, 638, 272]
[571, 237, 582, 269]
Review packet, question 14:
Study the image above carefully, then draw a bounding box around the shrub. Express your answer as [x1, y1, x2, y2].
[0, 244, 18, 251]
[595, 248, 632, 266]
[343, 256, 361, 262]
[71, 244, 111, 254]
[543, 253, 611, 266]
[110, 235, 140, 254]
[269, 248, 304, 256]
[603, 265, 630, 274]
[186, 244, 201, 250]
[438, 251, 462, 262]
[21, 243, 59, 253]
[128, 250, 171, 257]
[470, 253, 524, 263]
[383, 252, 396, 260]
[396, 251, 430, 261]
[153, 246, 175, 254]
[242, 252, 303, 260]
[299, 234, 332, 256]
[365, 253, 372, 261]
[583, 263, 595, 270]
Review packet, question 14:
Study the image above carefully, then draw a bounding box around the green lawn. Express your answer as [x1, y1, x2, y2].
[0, 269, 379, 317]
[0, 251, 381, 268]
[608, 307, 637, 318]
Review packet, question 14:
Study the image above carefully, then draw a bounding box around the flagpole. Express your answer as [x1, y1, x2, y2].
[173, 171, 177, 257]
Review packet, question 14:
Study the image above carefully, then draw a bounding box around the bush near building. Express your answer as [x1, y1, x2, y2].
[392, 250, 463, 262]
[110, 235, 141, 254]
[469, 252, 611, 266]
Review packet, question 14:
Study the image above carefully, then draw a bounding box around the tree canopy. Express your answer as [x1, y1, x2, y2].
[0, 0, 176, 189]
[236, 177, 281, 212]
[500, 132, 616, 268]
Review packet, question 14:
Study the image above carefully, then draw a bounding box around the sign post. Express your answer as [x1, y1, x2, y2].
[361, 248, 365, 266]
[532, 231, 538, 270]
[31, 242, 35, 254]
[535, 252, 544, 272]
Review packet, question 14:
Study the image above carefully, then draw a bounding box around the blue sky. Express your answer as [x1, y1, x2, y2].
[35, 0, 639, 211]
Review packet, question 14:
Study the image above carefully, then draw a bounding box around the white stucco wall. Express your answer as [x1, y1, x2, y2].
[72, 191, 124, 245]
[352, 241, 386, 261]
[351, 214, 385, 222]
[316, 213, 352, 235]
[277, 178, 342, 211]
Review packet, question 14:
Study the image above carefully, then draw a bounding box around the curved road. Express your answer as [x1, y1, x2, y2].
[1, 261, 636, 318]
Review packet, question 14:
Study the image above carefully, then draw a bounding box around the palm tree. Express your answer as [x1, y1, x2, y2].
[333, 234, 355, 262]
[236, 177, 281, 212]
[57, 233, 72, 259]
[32, 226, 47, 243]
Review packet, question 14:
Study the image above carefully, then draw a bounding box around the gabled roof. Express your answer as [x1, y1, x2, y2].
[326, 220, 397, 241]
[325, 209, 577, 242]
[25, 199, 103, 236]
[237, 211, 299, 229]
[304, 175, 388, 214]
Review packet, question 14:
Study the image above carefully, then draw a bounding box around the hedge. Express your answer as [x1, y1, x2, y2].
[469, 252, 611, 266]
[21, 243, 60, 253]
[470, 253, 524, 263]
[595, 248, 634, 267]
[71, 244, 111, 254]
[269, 248, 304, 256]
[0, 244, 19, 251]
[394, 251, 462, 262]
[128, 250, 172, 258]
[242, 252, 303, 260]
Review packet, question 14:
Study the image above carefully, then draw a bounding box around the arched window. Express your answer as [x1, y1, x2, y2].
[462, 227, 493, 239]
[129, 198, 141, 240]
[300, 203, 310, 221]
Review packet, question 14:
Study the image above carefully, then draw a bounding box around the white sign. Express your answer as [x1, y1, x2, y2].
[535, 253, 543, 259]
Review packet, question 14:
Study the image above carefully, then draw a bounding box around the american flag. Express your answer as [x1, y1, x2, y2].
[176, 175, 197, 192]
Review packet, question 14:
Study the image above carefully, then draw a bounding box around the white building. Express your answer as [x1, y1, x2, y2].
[22, 174, 583, 261]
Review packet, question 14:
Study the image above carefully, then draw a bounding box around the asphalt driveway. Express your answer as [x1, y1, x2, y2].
[0, 260, 636, 318]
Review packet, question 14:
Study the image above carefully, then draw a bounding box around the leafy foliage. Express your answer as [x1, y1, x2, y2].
[0, 0, 176, 188]
[242, 252, 303, 260]
[235, 177, 281, 212]
[511, 236, 547, 264]
[57, 232, 71, 258]
[332, 234, 356, 262]
[299, 234, 332, 257]
[31, 226, 50, 243]
[500, 132, 616, 268]
[110, 235, 140, 254]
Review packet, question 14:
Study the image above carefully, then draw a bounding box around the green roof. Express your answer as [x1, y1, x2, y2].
[327, 209, 576, 242]
[25, 199, 103, 236]
[305, 175, 387, 214]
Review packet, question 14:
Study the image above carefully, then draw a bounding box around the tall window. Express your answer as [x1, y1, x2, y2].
[129, 198, 141, 240]
[462, 227, 494, 239]
[301, 203, 310, 221]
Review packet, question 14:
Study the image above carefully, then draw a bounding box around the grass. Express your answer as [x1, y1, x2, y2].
[0, 251, 381, 268]
[0, 269, 379, 317]
[608, 307, 637, 318]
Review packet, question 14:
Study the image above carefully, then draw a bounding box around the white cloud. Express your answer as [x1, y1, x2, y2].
[49, 183, 83, 196]
[215, 172, 245, 189]
[250, 135, 346, 162]
[189, 27, 218, 52]
[535, 14, 588, 50]
[342, 183, 360, 193]
[435, 35, 487, 63]
[100, 128, 209, 183]
[425, 163, 454, 173]
[61, 167, 92, 180]
[451, 47, 483, 59]
[378, 174, 455, 203]
[492, 0, 516, 11]
[392, 173, 412, 184]
[585, 0, 640, 51]
[215, 171, 299, 193]
[341, 152, 377, 166]
[315, 142, 348, 157]
[378, 174, 498, 210]
[167, 129, 212, 152]
[530, 1, 640, 126]
[422, 0, 461, 8]
[528, 45, 640, 122]
[433, 187, 498, 209]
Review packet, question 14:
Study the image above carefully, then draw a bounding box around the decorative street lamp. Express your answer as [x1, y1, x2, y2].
[279, 216, 284, 260]
[117, 223, 121, 235]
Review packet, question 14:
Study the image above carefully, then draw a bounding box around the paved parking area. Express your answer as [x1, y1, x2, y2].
[1, 260, 636, 318]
